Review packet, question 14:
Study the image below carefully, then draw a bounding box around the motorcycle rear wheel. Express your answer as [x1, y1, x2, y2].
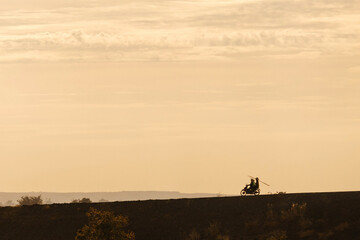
[254, 189, 260, 196]
[240, 190, 246, 196]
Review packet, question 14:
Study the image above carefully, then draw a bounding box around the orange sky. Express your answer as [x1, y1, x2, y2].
[0, 0, 359, 194]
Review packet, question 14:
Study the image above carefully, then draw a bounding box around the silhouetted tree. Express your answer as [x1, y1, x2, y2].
[17, 195, 43, 206]
[75, 208, 135, 240]
[71, 198, 92, 203]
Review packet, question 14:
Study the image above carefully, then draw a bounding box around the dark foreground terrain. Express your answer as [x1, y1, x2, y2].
[0, 191, 359, 240]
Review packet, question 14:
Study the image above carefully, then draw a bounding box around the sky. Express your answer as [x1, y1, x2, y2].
[0, 0, 359, 194]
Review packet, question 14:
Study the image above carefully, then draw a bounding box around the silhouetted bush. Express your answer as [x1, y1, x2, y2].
[75, 208, 135, 240]
[265, 230, 287, 240]
[280, 203, 307, 221]
[186, 229, 201, 240]
[71, 198, 92, 203]
[186, 222, 230, 240]
[17, 195, 43, 206]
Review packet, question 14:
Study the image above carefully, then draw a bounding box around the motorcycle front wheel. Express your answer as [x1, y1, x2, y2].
[240, 190, 246, 196]
[254, 189, 260, 196]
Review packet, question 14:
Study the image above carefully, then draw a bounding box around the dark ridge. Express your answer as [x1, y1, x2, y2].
[0, 191, 219, 204]
[0, 191, 359, 240]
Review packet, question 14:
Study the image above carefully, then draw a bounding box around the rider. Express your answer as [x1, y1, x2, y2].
[255, 177, 259, 189]
[250, 178, 256, 190]
[246, 178, 256, 191]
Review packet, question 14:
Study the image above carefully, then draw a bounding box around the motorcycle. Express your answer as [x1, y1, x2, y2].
[240, 176, 269, 196]
[240, 185, 260, 196]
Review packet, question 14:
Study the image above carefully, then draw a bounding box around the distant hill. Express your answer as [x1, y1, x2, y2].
[0, 191, 359, 240]
[0, 191, 220, 205]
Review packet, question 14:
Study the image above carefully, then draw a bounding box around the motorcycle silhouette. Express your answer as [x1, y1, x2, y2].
[240, 176, 269, 196]
[240, 185, 260, 196]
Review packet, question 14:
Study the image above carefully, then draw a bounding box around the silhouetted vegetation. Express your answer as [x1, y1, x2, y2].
[71, 198, 92, 203]
[186, 222, 230, 240]
[75, 208, 135, 240]
[0, 192, 359, 240]
[17, 195, 43, 206]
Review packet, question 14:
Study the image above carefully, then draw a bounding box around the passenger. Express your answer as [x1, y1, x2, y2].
[255, 177, 259, 189]
[249, 178, 256, 190]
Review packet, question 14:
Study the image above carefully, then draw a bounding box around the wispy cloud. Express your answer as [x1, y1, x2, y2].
[0, 0, 359, 62]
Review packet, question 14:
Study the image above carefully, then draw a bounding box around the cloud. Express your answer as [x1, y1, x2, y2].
[0, 0, 359, 62]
